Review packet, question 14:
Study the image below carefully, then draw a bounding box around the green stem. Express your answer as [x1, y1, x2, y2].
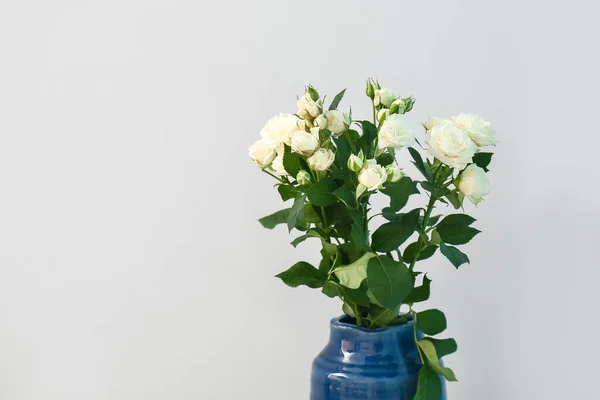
[412, 309, 425, 364]
[262, 169, 285, 182]
[409, 194, 437, 271]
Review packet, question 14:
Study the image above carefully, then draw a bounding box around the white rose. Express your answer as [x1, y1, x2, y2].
[425, 121, 477, 170]
[378, 114, 416, 149]
[374, 87, 398, 107]
[314, 114, 327, 129]
[271, 146, 288, 176]
[325, 110, 350, 136]
[357, 159, 387, 197]
[453, 113, 496, 147]
[422, 117, 449, 131]
[458, 164, 490, 205]
[248, 138, 276, 168]
[291, 129, 319, 156]
[260, 113, 300, 147]
[297, 92, 321, 119]
[307, 148, 335, 172]
[385, 165, 405, 182]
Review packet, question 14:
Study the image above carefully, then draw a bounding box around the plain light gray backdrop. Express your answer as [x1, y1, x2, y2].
[0, 0, 598, 399]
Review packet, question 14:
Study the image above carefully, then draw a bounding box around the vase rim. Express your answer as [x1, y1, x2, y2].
[331, 314, 415, 334]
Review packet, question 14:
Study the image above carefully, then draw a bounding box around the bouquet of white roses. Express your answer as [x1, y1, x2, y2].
[249, 79, 496, 398]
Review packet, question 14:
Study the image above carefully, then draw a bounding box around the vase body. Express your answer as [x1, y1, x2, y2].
[310, 315, 447, 400]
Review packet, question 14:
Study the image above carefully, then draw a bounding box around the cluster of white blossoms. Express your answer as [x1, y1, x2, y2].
[249, 87, 351, 180]
[250, 81, 495, 206]
[423, 113, 496, 204]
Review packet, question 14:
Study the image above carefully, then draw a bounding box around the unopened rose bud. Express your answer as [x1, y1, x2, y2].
[307, 86, 319, 101]
[347, 153, 364, 172]
[296, 170, 311, 185]
[390, 99, 406, 114]
[377, 109, 390, 124]
[385, 165, 405, 182]
[314, 114, 328, 130]
[366, 80, 375, 99]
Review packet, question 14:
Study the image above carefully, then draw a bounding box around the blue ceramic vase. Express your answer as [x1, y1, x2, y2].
[310, 315, 447, 400]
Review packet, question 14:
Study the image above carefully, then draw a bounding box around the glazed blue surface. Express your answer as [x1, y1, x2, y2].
[310, 315, 447, 400]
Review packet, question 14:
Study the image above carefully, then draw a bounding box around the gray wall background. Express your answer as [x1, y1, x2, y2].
[1, 1, 598, 399]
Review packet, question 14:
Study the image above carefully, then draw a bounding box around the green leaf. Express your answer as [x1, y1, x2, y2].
[437, 214, 476, 228]
[333, 252, 376, 289]
[408, 147, 432, 180]
[351, 219, 370, 253]
[318, 248, 333, 274]
[333, 136, 352, 172]
[420, 182, 450, 197]
[334, 187, 356, 208]
[344, 286, 371, 307]
[258, 208, 290, 229]
[323, 242, 337, 255]
[445, 191, 463, 209]
[282, 145, 304, 177]
[427, 215, 442, 226]
[404, 274, 432, 304]
[414, 366, 442, 400]
[322, 280, 344, 298]
[287, 195, 305, 232]
[357, 121, 378, 156]
[328, 88, 346, 111]
[440, 241, 470, 268]
[423, 337, 458, 358]
[306, 178, 339, 206]
[277, 185, 296, 201]
[368, 304, 401, 328]
[367, 255, 414, 309]
[381, 177, 420, 211]
[376, 152, 395, 167]
[436, 224, 480, 245]
[342, 302, 357, 317]
[472, 152, 493, 172]
[290, 229, 324, 247]
[371, 208, 421, 252]
[417, 309, 447, 335]
[417, 340, 458, 382]
[275, 262, 326, 289]
[382, 207, 402, 221]
[403, 242, 438, 262]
[303, 204, 322, 223]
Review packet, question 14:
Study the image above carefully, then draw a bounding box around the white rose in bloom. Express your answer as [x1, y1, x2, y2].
[260, 113, 300, 147]
[248, 139, 276, 168]
[291, 129, 319, 156]
[271, 146, 288, 176]
[297, 93, 320, 119]
[314, 114, 328, 129]
[425, 122, 477, 170]
[308, 148, 335, 172]
[453, 113, 496, 147]
[458, 164, 490, 205]
[374, 87, 398, 107]
[325, 110, 350, 136]
[357, 159, 387, 197]
[422, 117, 448, 131]
[378, 114, 416, 149]
[385, 165, 405, 182]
